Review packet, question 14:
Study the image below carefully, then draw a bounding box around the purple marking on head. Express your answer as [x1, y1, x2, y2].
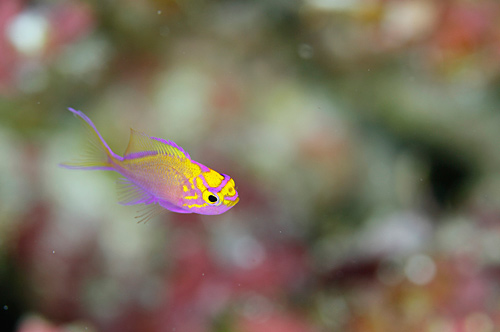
[224, 193, 238, 201]
[123, 150, 158, 160]
[212, 173, 231, 193]
[150, 136, 191, 159]
[68, 108, 123, 161]
[197, 175, 211, 191]
[197, 172, 237, 200]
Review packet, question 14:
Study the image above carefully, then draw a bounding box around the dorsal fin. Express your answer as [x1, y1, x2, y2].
[124, 129, 190, 159]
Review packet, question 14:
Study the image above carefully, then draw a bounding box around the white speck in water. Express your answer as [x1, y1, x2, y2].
[3, 305, 8, 310]
[157, 10, 162, 15]
[52, 250, 55, 254]
[201, 273, 205, 276]
[37, 101, 40, 104]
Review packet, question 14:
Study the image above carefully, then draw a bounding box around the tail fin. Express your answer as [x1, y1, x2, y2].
[60, 108, 120, 170]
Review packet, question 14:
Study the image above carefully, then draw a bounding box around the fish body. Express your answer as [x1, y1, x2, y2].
[61, 108, 239, 218]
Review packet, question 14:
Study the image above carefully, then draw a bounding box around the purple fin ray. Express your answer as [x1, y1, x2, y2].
[151, 136, 191, 159]
[123, 129, 190, 160]
[67, 108, 122, 161]
[60, 107, 123, 170]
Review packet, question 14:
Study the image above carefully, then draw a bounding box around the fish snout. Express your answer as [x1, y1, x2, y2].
[225, 196, 239, 208]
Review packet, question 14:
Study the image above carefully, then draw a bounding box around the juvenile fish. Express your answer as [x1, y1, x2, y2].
[61, 108, 239, 221]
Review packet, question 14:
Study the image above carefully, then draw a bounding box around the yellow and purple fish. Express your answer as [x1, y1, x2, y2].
[61, 108, 239, 220]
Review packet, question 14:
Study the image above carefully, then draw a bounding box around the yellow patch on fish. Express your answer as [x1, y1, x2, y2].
[204, 170, 224, 188]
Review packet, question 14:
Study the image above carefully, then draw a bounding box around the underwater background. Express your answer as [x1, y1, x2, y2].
[2, 0, 500, 331]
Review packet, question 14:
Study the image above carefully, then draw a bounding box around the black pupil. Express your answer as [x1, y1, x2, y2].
[208, 195, 218, 203]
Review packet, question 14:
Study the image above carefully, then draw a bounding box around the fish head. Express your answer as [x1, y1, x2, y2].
[181, 170, 239, 215]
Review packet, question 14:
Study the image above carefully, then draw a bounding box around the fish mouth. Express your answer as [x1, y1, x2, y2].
[226, 197, 239, 207]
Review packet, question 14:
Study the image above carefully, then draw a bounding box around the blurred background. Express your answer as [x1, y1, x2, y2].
[1, 0, 500, 331]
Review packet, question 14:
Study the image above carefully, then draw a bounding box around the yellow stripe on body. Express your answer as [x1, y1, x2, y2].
[182, 176, 208, 208]
[183, 202, 208, 209]
[184, 193, 198, 200]
[182, 166, 205, 202]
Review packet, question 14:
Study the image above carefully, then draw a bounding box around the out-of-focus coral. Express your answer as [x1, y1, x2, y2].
[236, 312, 317, 332]
[16, 315, 95, 332]
[0, 0, 94, 95]
[2, 1, 500, 332]
[16, 316, 64, 332]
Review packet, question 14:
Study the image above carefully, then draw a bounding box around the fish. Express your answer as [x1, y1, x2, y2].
[61, 108, 239, 221]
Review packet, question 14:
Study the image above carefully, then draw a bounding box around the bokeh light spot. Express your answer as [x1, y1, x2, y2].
[404, 254, 436, 285]
[7, 11, 48, 55]
[230, 236, 266, 269]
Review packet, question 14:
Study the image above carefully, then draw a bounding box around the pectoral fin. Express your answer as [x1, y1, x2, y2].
[116, 178, 155, 205]
[135, 204, 165, 223]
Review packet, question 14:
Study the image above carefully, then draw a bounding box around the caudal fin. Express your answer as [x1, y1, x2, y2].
[60, 108, 120, 170]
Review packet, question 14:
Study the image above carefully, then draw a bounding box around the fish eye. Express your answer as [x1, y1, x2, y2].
[203, 191, 220, 205]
